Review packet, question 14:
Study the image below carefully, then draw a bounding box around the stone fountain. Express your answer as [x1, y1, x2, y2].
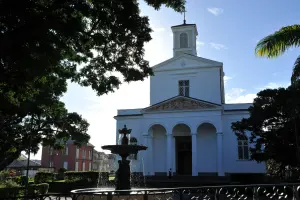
[71, 125, 173, 200]
[102, 125, 147, 190]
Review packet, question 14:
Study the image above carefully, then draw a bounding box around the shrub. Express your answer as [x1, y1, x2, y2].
[34, 172, 54, 184]
[65, 171, 100, 184]
[48, 180, 92, 194]
[57, 168, 67, 180]
[0, 179, 20, 188]
[0, 170, 10, 181]
[230, 173, 266, 184]
[0, 183, 48, 198]
[12, 175, 29, 185]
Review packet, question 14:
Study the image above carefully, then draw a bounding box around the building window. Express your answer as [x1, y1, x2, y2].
[89, 150, 92, 160]
[64, 146, 68, 155]
[76, 148, 79, 159]
[75, 162, 79, 171]
[178, 80, 189, 96]
[63, 161, 68, 169]
[82, 162, 85, 171]
[49, 161, 53, 167]
[82, 150, 86, 159]
[49, 147, 53, 155]
[180, 32, 188, 48]
[89, 162, 92, 171]
[238, 136, 249, 160]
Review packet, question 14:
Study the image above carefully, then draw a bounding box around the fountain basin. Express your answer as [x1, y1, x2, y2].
[71, 188, 174, 200]
[102, 145, 147, 155]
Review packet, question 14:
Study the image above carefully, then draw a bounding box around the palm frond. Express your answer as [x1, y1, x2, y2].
[291, 55, 300, 84]
[255, 24, 300, 58]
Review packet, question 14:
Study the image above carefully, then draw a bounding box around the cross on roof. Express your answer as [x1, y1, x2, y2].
[183, 8, 187, 24]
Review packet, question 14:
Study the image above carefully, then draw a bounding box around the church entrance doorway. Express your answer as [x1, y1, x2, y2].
[175, 136, 192, 175]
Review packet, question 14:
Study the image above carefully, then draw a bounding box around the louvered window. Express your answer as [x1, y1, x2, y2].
[178, 80, 189, 97]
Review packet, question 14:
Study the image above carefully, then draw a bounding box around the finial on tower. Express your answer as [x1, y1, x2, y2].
[183, 8, 187, 24]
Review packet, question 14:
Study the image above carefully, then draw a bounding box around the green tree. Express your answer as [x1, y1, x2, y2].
[0, 73, 90, 171]
[231, 85, 300, 177]
[255, 25, 300, 84]
[0, 0, 185, 169]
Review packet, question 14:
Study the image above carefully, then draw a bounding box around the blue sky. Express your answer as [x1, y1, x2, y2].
[31, 0, 300, 159]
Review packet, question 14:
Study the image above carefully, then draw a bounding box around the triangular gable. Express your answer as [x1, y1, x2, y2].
[142, 96, 221, 113]
[152, 54, 223, 72]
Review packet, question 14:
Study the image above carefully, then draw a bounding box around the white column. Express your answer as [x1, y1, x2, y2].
[172, 136, 176, 174]
[148, 136, 153, 175]
[192, 133, 197, 176]
[166, 133, 172, 174]
[217, 132, 224, 176]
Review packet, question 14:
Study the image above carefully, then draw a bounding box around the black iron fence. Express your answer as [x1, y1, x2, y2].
[5, 183, 300, 200]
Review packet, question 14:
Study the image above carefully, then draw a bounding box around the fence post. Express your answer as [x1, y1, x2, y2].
[253, 187, 258, 200]
[179, 189, 183, 200]
[143, 190, 148, 200]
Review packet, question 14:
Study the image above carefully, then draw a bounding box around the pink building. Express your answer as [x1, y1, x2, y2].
[41, 141, 94, 172]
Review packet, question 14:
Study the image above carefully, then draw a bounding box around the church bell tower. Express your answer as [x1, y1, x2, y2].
[171, 21, 198, 57]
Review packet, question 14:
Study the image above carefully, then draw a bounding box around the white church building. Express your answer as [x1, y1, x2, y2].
[114, 22, 266, 177]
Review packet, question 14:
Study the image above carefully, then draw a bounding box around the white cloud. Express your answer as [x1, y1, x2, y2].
[207, 7, 224, 16]
[196, 41, 205, 46]
[257, 82, 290, 90]
[225, 88, 257, 104]
[224, 76, 232, 84]
[225, 81, 290, 104]
[209, 42, 227, 50]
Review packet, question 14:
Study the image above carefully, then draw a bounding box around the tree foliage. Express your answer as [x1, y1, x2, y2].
[255, 24, 300, 84]
[231, 84, 300, 177]
[0, 0, 185, 169]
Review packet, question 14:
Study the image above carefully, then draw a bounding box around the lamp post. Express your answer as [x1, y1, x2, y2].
[25, 132, 32, 194]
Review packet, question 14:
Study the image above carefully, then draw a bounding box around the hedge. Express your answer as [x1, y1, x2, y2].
[35, 172, 54, 184]
[65, 171, 109, 185]
[48, 180, 94, 194]
[0, 183, 49, 198]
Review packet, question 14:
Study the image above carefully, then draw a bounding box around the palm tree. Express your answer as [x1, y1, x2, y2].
[255, 24, 300, 84]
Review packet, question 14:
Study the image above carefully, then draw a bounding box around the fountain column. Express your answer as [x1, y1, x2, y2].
[166, 133, 172, 174]
[217, 132, 224, 176]
[192, 133, 197, 176]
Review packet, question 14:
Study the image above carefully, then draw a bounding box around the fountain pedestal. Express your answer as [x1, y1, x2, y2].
[102, 125, 147, 191]
[115, 160, 131, 190]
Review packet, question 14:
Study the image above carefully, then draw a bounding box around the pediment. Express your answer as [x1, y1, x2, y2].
[142, 96, 220, 113]
[152, 54, 222, 72]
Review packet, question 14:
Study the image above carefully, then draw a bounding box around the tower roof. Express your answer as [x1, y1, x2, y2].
[171, 23, 196, 28]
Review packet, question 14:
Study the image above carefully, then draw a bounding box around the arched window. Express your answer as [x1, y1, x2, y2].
[129, 137, 138, 160]
[237, 134, 249, 160]
[180, 33, 188, 48]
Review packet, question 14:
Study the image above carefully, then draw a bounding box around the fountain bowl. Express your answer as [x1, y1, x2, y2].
[71, 188, 174, 200]
[102, 145, 147, 155]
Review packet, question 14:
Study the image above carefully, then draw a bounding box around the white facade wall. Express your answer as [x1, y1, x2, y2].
[114, 22, 266, 176]
[115, 109, 266, 175]
[150, 67, 222, 105]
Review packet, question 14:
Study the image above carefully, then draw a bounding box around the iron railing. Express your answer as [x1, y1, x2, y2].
[5, 183, 300, 200]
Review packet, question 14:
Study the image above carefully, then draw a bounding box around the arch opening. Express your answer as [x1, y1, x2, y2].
[196, 123, 217, 174]
[149, 124, 167, 174]
[172, 123, 192, 175]
[197, 123, 217, 134]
